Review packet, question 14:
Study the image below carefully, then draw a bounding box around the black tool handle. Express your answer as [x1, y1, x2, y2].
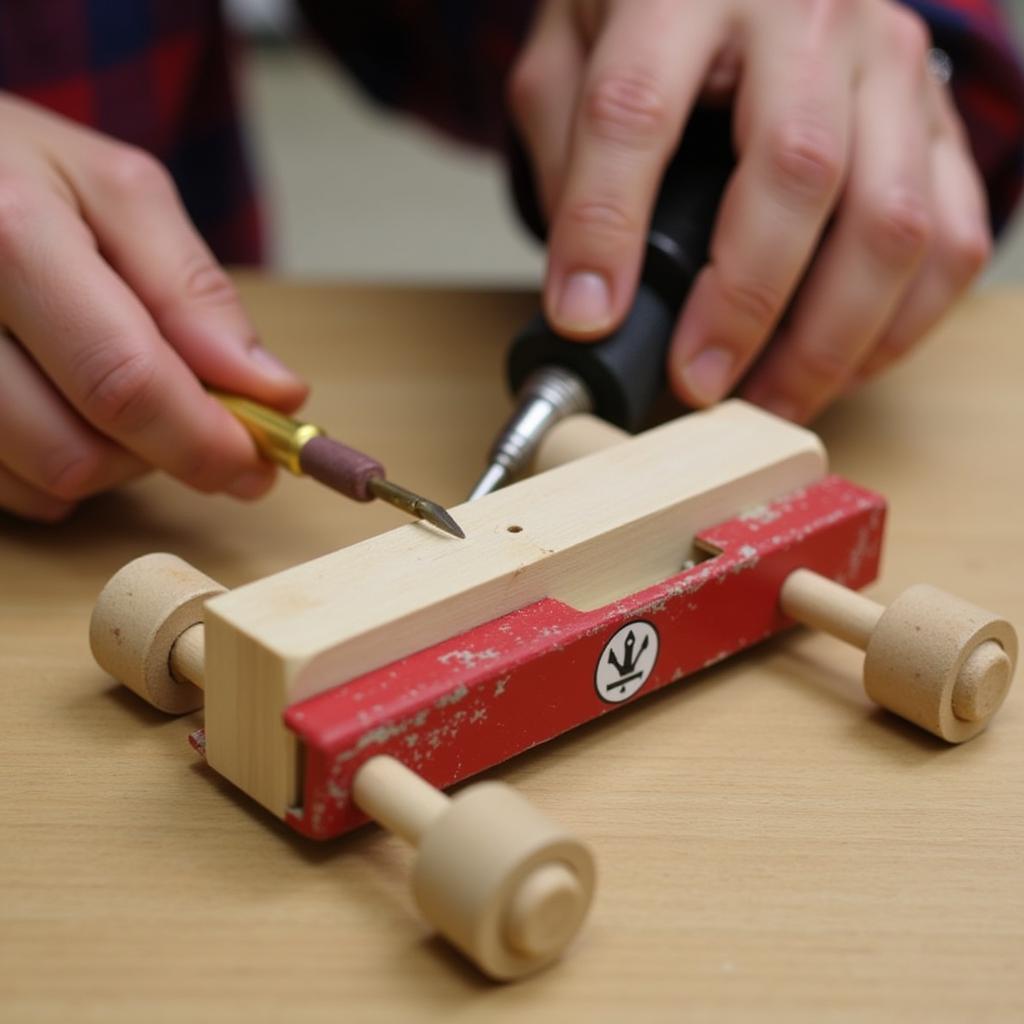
[507, 108, 735, 431]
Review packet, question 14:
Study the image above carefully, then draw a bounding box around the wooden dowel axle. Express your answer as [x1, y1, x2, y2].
[779, 569, 882, 650]
[353, 755, 594, 976]
[352, 754, 449, 845]
[781, 568, 1016, 743]
[170, 623, 206, 691]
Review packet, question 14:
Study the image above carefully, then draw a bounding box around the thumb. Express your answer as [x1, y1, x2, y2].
[155, 267, 309, 414]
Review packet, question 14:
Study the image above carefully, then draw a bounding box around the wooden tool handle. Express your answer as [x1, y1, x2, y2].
[533, 414, 628, 474]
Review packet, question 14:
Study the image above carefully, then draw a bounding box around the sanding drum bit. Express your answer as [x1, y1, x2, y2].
[213, 392, 465, 538]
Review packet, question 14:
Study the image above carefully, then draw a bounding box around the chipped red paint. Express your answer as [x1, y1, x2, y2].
[188, 729, 206, 756]
[280, 475, 886, 840]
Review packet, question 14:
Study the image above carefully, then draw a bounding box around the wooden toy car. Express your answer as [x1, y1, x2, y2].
[89, 402, 1017, 980]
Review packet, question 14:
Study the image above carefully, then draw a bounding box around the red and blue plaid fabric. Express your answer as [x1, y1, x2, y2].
[904, 0, 1024, 235]
[1, 1, 1022, 265]
[0, 1, 261, 263]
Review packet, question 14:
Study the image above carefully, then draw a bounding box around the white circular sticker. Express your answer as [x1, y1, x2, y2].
[594, 620, 659, 703]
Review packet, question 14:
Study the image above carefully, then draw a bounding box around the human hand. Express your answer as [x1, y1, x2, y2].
[509, 0, 991, 423]
[0, 94, 307, 522]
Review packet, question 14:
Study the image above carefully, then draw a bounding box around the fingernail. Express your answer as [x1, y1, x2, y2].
[680, 346, 735, 404]
[555, 272, 612, 332]
[226, 468, 275, 500]
[249, 344, 302, 384]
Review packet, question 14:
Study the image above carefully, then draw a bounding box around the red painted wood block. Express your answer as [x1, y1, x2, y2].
[281, 475, 885, 839]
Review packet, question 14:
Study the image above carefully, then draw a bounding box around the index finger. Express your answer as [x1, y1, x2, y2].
[544, 0, 722, 338]
[0, 192, 271, 496]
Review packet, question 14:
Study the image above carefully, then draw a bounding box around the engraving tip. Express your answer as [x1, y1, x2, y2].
[368, 476, 465, 538]
[419, 500, 466, 539]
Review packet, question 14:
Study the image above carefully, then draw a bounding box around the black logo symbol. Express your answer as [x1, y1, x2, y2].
[595, 620, 659, 704]
[605, 629, 650, 691]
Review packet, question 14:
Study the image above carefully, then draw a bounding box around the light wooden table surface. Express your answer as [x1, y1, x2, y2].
[2, 278, 1022, 1023]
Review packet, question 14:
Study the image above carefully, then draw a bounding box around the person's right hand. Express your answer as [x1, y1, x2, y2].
[0, 94, 308, 522]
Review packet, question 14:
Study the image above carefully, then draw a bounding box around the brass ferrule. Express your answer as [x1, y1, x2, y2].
[211, 391, 323, 475]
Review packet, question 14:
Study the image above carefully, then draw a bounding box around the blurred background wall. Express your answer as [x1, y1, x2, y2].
[227, 0, 1024, 285]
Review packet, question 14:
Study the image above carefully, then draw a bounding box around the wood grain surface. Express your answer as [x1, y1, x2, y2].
[1, 277, 1021, 1023]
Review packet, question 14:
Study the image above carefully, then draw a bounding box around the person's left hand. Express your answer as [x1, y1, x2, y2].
[507, 0, 992, 423]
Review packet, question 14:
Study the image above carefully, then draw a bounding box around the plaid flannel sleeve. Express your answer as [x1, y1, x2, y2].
[1, 2, 1020, 262]
[903, 0, 1024, 233]
[301, 0, 1024, 235]
[0, 1, 263, 264]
